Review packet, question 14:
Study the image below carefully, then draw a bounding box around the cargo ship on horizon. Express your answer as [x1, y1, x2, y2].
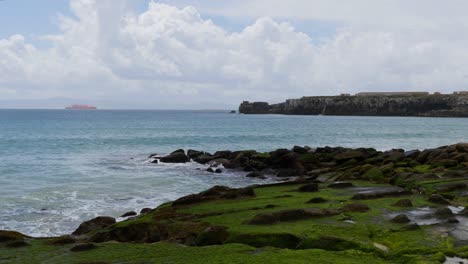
[65, 104, 97, 110]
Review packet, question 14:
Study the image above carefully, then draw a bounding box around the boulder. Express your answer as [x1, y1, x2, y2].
[246, 172, 263, 178]
[428, 194, 451, 205]
[352, 187, 409, 200]
[47, 236, 76, 245]
[160, 152, 190, 163]
[335, 151, 365, 162]
[4, 240, 29, 248]
[193, 154, 215, 164]
[72, 216, 116, 236]
[341, 203, 370, 212]
[435, 182, 467, 192]
[140, 208, 152, 214]
[187, 149, 204, 158]
[434, 207, 454, 218]
[0, 230, 27, 243]
[391, 214, 411, 223]
[292, 146, 308, 154]
[121, 211, 137, 218]
[195, 226, 229, 246]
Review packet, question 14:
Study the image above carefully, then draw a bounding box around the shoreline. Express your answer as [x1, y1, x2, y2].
[1, 143, 467, 263]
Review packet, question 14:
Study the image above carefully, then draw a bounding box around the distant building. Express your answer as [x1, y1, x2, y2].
[454, 91, 468, 95]
[355, 92, 429, 96]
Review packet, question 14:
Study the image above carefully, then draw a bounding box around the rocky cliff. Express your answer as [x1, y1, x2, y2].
[239, 94, 468, 117]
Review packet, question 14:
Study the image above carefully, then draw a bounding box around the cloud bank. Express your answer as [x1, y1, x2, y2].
[1, 0, 468, 108]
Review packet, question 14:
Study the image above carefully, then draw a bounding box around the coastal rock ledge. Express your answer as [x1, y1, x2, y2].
[239, 92, 468, 117]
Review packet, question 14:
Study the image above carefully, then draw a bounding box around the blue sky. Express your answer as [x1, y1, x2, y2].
[0, 0, 467, 109]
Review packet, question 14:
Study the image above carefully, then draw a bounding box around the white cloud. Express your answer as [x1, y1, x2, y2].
[1, 0, 468, 108]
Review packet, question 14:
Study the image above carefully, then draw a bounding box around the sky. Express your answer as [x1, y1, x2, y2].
[1, 0, 468, 109]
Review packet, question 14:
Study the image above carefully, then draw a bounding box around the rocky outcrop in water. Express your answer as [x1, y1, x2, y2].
[239, 93, 468, 117]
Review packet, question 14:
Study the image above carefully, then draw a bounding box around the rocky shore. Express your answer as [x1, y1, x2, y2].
[1, 143, 467, 263]
[239, 93, 468, 117]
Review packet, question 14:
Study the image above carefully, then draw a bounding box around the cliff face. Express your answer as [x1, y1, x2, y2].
[239, 94, 468, 117]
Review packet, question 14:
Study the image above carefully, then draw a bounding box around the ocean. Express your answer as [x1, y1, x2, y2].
[0, 109, 467, 237]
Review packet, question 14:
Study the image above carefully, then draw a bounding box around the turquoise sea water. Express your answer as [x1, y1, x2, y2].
[0, 109, 467, 236]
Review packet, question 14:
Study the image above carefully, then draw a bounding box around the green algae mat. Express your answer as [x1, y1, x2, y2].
[1, 179, 467, 264]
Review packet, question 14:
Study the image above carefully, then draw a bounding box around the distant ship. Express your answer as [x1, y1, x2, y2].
[65, 104, 97, 110]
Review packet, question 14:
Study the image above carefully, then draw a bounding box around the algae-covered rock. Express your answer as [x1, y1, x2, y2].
[72, 216, 116, 236]
[195, 226, 229, 246]
[0, 230, 27, 243]
[391, 214, 411, 223]
[392, 199, 413, 207]
[428, 194, 451, 205]
[70, 243, 97, 252]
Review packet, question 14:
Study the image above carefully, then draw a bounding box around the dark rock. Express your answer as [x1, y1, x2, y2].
[215, 168, 223, 173]
[172, 186, 255, 206]
[171, 149, 185, 155]
[447, 217, 459, 223]
[276, 168, 299, 177]
[213, 151, 233, 159]
[187, 149, 204, 158]
[335, 151, 365, 162]
[435, 182, 467, 192]
[264, 204, 277, 209]
[0, 230, 27, 243]
[341, 203, 370, 212]
[140, 208, 152, 214]
[292, 146, 308, 154]
[459, 208, 468, 216]
[48, 236, 76, 245]
[298, 183, 319, 192]
[195, 226, 229, 246]
[150, 159, 159, 164]
[70, 243, 97, 252]
[72, 216, 116, 236]
[428, 194, 451, 205]
[4, 240, 29, 248]
[193, 154, 215, 164]
[160, 152, 190, 163]
[121, 211, 137, 218]
[206, 167, 215, 173]
[434, 207, 454, 218]
[392, 199, 413, 207]
[328, 182, 354, 188]
[306, 197, 328, 204]
[246, 172, 262, 178]
[404, 149, 420, 159]
[391, 214, 411, 223]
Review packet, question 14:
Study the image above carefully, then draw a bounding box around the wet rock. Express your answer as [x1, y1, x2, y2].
[341, 203, 370, 212]
[459, 208, 468, 216]
[434, 207, 454, 218]
[121, 211, 137, 218]
[70, 243, 97, 252]
[328, 182, 354, 188]
[391, 214, 411, 223]
[428, 194, 451, 205]
[206, 167, 215, 173]
[72, 216, 116, 236]
[193, 154, 214, 164]
[352, 187, 410, 200]
[392, 199, 413, 207]
[447, 217, 459, 223]
[187, 149, 204, 159]
[298, 183, 319, 192]
[404, 149, 420, 159]
[292, 146, 308, 154]
[160, 151, 190, 163]
[306, 197, 328, 204]
[150, 159, 159, 164]
[140, 208, 152, 214]
[214, 168, 223, 173]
